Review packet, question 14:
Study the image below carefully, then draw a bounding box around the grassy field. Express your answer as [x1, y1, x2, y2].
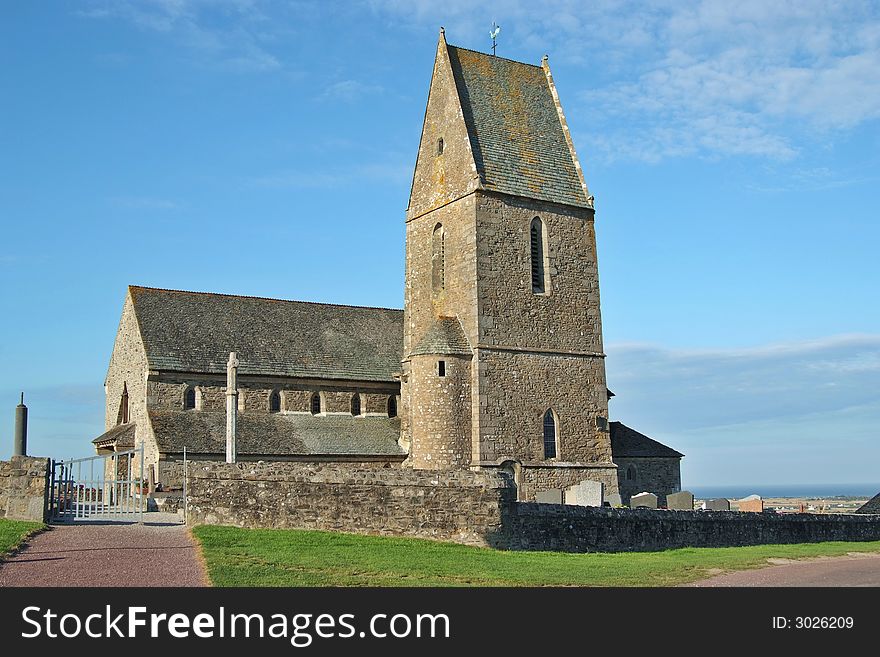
[192, 525, 880, 587]
[0, 518, 44, 559]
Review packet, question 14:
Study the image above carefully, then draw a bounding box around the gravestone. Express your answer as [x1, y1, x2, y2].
[564, 480, 604, 507]
[535, 489, 563, 504]
[704, 498, 730, 511]
[666, 491, 695, 510]
[605, 493, 622, 507]
[630, 492, 658, 509]
[737, 495, 764, 513]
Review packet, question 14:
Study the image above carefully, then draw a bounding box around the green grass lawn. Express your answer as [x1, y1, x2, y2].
[0, 518, 44, 560]
[192, 525, 880, 587]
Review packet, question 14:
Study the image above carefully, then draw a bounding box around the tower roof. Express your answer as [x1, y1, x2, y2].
[410, 317, 472, 357]
[446, 44, 590, 208]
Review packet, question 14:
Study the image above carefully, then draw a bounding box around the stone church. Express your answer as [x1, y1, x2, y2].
[92, 31, 683, 505]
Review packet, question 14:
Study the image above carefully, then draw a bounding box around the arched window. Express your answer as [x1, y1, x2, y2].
[543, 409, 557, 459]
[184, 386, 196, 410]
[269, 390, 281, 413]
[351, 393, 361, 416]
[530, 217, 547, 294]
[310, 392, 321, 415]
[626, 465, 636, 482]
[120, 383, 129, 424]
[432, 223, 445, 293]
[387, 395, 397, 418]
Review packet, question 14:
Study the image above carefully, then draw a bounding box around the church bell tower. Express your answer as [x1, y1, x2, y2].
[400, 30, 619, 500]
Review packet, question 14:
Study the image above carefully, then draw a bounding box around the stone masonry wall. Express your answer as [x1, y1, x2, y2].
[403, 193, 479, 451]
[476, 349, 612, 468]
[475, 193, 602, 353]
[105, 292, 153, 480]
[406, 34, 480, 222]
[0, 456, 49, 522]
[409, 353, 473, 469]
[148, 375, 398, 416]
[185, 461, 511, 547]
[516, 463, 619, 502]
[503, 503, 880, 552]
[616, 457, 682, 506]
[185, 461, 880, 552]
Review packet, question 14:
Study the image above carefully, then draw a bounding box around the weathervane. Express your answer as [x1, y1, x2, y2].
[490, 22, 501, 56]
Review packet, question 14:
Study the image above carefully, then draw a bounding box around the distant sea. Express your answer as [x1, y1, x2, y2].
[687, 483, 880, 500]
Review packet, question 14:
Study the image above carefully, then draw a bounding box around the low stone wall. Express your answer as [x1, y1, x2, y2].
[502, 503, 880, 552]
[185, 461, 511, 547]
[0, 456, 49, 522]
[184, 461, 880, 552]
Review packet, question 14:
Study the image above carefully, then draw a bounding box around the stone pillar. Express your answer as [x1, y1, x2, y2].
[13, 392, 27, 457]
[226, 352, 239, 464]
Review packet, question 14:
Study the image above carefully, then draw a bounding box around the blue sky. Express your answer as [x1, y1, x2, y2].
[1, 1, 878, 487]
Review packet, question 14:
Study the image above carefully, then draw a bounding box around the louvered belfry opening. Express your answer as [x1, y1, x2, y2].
[432, 223, 445, 294]
[530, 218, 545, 293]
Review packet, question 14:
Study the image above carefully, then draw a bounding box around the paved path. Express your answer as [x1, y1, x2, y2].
[686, 552, 880, 587]
[0, 514, 208, 587]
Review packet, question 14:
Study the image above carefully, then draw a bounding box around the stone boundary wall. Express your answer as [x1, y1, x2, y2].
[0, 456, 49, 522]
[185, 461, 880, 552]
[185, 461, 511, 547]
[502, 503, 880, 552]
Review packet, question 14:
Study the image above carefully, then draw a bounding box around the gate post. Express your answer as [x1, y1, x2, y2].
[139, 443, 145, 524]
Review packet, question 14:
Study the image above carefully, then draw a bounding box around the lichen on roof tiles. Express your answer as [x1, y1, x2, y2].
[129, 286, 404, 381]
[446, 45, 588, 208]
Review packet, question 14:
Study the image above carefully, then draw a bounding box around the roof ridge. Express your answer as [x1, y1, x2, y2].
[128, 285, 403, 313]
[446, 43, 543, 69]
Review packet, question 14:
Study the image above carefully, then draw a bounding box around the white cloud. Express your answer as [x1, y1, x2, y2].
[606, 334, 880, 431]
[605, 333, 880, 485]
[249, 160, 410, 188]
[372, 0, 880, 162]
[317, 80, 384, 103]
[78, 0, 281, 72]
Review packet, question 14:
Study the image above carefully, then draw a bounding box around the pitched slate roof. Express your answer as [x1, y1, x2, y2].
[129, 286, 403, 382]
[92, 422, 136, 448]
[148, 409, 406, 458]
[856, 493, 880, 514]
[410, 317, 472, 356]
[610, 421, 684, 459]
[446, 45, 589, 208]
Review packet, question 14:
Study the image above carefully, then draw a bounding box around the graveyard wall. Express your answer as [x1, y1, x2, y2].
[185, 461, 512, 547]
[501, 503, 880, 552]
[0, 456, 49, 522]
[185, 461, 880, 552]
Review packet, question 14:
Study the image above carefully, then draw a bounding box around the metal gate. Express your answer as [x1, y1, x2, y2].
[48, 445, 145, 523]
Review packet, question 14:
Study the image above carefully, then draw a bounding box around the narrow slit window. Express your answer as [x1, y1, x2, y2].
[437, 137, 444, 155]
[530, 217, 546, 294]
[310, 392, 321, 415]
[626, 465, 636, 482]
[438, 360, 446, 377]
[120, 384, 129, 424]
[269, 390, 281, 413]
[387, 395, 397, 418]
[351, 394, 361, 417]
[543, 409, 557, 459]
